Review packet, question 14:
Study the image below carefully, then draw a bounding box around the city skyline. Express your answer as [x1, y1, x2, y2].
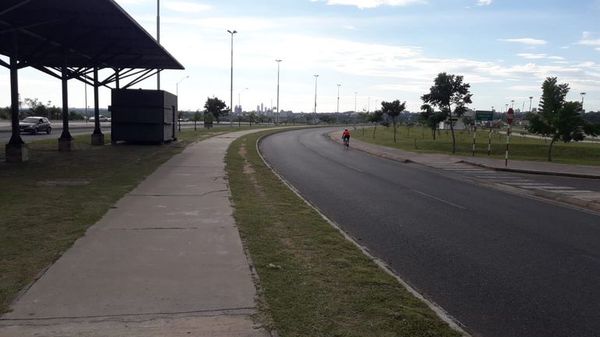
[1, 0, 599, 113]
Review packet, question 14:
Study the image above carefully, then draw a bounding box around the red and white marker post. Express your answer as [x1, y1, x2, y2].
[505, 108, 514, 167]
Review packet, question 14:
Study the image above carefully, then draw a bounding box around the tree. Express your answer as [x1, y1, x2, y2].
[204, 97, 227, 123]
[193, 110, 202, 130]
[462, 116, 475, 132]
[422, 73, 472, 153]
[419, 103, 446, 140]
[381, 100, 406, 143]
[368, 110, 384, 138]
[527, 77, 600, 161]
[248, 112, 257, 126]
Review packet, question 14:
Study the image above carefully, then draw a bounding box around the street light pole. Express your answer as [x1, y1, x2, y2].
[529, 96, 533, 113]
[336, 84, 341, 113]
[275, 59, 282, 125]
[156, 0, 160, 90]
[313, 74, 319, 122]
[581, 92, 586, 111]
[175, 75, 189, 132]
[227, 29, 237, 126]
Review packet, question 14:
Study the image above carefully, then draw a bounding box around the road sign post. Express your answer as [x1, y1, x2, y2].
[505, 108, 514, 167]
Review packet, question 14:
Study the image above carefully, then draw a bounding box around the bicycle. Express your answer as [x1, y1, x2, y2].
[342, 136, 350, 148]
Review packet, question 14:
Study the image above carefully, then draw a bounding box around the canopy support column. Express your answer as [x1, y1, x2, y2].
[58, 55, 73, 151]
[5, 32, 28, 162]
[91, 67, 104, 145]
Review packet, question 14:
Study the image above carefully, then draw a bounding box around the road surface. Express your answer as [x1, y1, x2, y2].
[260, 128, 600, 337]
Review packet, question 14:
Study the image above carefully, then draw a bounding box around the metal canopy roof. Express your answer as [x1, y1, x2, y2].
[0, 0, 184, 70]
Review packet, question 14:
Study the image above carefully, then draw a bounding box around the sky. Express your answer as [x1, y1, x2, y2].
[1, 0, 600, 114]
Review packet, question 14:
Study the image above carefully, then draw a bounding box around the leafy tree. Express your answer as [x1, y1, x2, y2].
[381, 100, 406, 143]
[368, 110, 384, 138]
[527, 77, 600, 161]
[422, 73, 472, 153]
[193, 110, 202, 130]
[203, 97, 227, 123]
[419, 103, 446, 140]
[24, 98, 48, 118]
[204, 111, 214, 129]
[69, 111, 85, 120]
[0, 106, 9, 120]
[248, 112, 257, 126]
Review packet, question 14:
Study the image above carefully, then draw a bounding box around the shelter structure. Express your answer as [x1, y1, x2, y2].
[0, 0, 184, 162]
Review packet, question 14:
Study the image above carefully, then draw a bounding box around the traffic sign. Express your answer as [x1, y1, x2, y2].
[507, 108, 515, 125]
[475, 111, 494, 121]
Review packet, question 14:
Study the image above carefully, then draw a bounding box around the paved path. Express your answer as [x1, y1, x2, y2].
[0, 130, 270, 337]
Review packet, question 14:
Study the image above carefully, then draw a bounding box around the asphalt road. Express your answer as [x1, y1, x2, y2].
[260, 128, 600, 337]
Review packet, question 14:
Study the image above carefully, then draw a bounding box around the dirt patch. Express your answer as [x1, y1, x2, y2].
[238, 144, 263, 197]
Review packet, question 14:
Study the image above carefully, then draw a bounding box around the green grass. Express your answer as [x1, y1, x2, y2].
[352, 125, 600, 165]
[226, 130, 462, 337]
[0, 126, 260, 314]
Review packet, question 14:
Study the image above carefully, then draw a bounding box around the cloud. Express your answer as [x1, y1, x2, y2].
[517, 53, 546, 59]
[517, 54, 565, 61]
[315, 0, 426, 9]
[500, 38, 547, 46]
[476, 0, 492, 6]
[578, 31, 600, 46]
[164, 1, 212, 13]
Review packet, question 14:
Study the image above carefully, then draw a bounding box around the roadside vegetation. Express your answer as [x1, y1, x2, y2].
[0, 126, 253, 313]
[226, 130, 462, 337]
[352, 125, 600, 166]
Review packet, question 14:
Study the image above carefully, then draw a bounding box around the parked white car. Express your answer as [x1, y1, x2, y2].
[89, 115, 111, 122]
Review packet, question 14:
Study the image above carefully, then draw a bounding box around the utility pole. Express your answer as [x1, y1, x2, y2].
[336, 84, 341, 113]
[313, 74, 319, 123]
[227, 29, 237, 126]
[156, 0, 160, 90]
[276, 59, 282, 124]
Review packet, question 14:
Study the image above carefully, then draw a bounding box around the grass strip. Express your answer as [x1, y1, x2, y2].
[226, 130, 462, 337]
[352, 125, 600, 166]
[0, 126, 255, 313]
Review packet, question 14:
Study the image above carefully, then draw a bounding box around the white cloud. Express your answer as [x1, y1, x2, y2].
[500, 38, 547, 46]
[477, 0, 492, 6]
[316, 0, 426, 9]
[164, 1, 212, 13]
[517, 53, 546, 59]
[517, 54, 565, 61]
[578, 32, 600, 46]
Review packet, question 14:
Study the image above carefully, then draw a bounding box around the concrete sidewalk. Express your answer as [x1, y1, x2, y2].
[330, 132, 600, 211]
[0, 130, 270, 337]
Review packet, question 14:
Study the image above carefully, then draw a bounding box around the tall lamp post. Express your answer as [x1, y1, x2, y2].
[529, 96, 533, 113]
[275, 59, 282, 125]
[227, 29, 237, 126]
[336, 84, 341, 113]
[313, 74, 319, 123]
[176, 75, 189, 131]
[354, 92, 358, 113]
[581, 92, 586, 111]
[156, 0, 161, 89]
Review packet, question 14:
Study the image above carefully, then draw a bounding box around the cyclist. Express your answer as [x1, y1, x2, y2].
[342, 129, 350, 147]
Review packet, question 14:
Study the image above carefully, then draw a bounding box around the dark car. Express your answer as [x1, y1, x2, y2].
[19, 116, 52, 134]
